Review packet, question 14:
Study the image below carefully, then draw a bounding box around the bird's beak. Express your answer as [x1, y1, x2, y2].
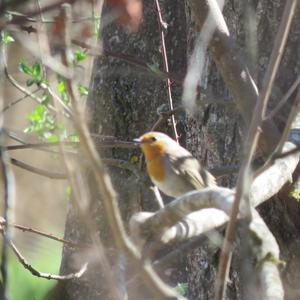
[133, 137, 141, 144]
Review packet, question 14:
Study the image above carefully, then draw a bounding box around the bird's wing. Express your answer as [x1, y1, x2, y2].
[166, 152, 206, 189]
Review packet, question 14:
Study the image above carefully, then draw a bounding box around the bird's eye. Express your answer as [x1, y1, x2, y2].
[150, 136, 157, 142]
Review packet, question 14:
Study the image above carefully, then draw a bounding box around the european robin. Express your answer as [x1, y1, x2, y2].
[136, 132, 216, 197]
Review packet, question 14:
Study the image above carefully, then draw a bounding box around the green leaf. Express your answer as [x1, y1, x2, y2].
[65, 186, 72, 200]
[26, 79, 35, 87]
[19, 61, 43, 85]
[58, 81, 69, 104]
[25, 105, 57, 138]
[58, 81, 66, 93]
[19, 61, 33, 76]
[289, 188, 300, 201]
[2, 31, 14, 44]
[27, 105, 45, 122]
[74, 48, 87, 62]
[78, 84, 88, 96]
[68, 134, 79, 142]
[32, 63, 42, 79]
[40, 93, 50, 105]
[46, 133, 59, 142]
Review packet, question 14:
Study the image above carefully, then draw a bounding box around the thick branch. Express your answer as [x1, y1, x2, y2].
[250, 210, 283, 300]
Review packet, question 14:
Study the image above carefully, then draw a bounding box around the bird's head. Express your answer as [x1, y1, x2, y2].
[135, 132, 176, 161]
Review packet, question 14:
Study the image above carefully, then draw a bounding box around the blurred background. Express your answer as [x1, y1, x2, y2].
[2, 0, 99, 298]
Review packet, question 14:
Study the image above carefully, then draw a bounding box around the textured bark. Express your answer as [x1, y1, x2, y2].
[58, 1, 187, 299]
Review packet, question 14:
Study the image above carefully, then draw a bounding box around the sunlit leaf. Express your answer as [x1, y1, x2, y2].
[78, 84, 88, 96]
[74, 48, 88, 62]
[2, 31, 14, 44]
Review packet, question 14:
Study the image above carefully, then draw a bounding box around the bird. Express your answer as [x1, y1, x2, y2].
[135, 131, 216, 197]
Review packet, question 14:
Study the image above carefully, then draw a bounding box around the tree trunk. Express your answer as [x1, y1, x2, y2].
[58, 1, 187, 299]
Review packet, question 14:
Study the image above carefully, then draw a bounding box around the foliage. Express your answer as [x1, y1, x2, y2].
[74, 48, 88, 64]
[2, 31, 14, 44]
[19, 61, 44, 87]
[24, 104, 60, 142]
[289, 188, 300, 201]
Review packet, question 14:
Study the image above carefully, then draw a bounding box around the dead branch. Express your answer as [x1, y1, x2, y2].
[0, 217, 81, 248]
[154, 0, 178, 141]
[9, 238, 87, 280]
[11, 157, 67, 179]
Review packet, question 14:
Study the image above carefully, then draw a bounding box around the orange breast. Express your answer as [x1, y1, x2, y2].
[147, 156, 165, 181]
[141, 141, 166, 182]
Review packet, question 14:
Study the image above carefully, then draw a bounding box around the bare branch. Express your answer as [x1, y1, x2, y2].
[72, 39, 184, 84]
[9, 238, 87, 280]
[2, 88, 39, 113]
[250, 210, 283, 300]
[136, 187, 235, 240]
[265, 75, 300, 121]
[183, 0, 226, 112]
[130, 208, 228, 255]
[154, 0, 178, 141]
[0, 217, 80, 248]
[10, 157, 67, 179]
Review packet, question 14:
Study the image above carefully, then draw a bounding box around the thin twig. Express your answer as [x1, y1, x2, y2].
[1, 0, 78, 31]
[215, 1, 297, 299]
[154, 0, 178, 141]
[2, 88, 39, 113]
[5, 139, 137, 151]
[6, 10, 100, 24]
[72, 39, 184, 84]
[6, 141, 77, 151]
[41, 83, 73, 117]
[151, 97, 232, 131]
[255, 87, 300, 177]
[265, 75, 300, 121]
[9, 238, 87, 280]
[11, 157, 67, 179]
[0, 218, 80, 248]
[272, 144, 300, 160]
[151, 186, 165, 209]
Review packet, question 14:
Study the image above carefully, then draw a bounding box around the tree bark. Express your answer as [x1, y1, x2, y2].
[58, 1, 187, 299]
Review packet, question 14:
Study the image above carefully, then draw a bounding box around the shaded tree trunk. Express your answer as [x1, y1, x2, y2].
[58, 1, 187, 299]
